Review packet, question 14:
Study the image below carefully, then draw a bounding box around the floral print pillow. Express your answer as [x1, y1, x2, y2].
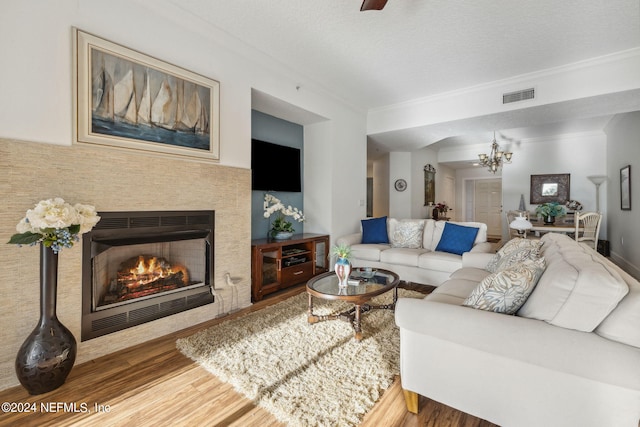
[390, 220, 425, 249]
[464, 257, 547, 314]
[487, 238, 543, 273]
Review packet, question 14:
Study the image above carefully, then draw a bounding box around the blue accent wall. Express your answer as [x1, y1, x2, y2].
[251, 110, 304, 240]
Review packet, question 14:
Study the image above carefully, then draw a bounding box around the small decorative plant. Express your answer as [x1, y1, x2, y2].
[535, 202, 566, 218]
[435, 202, 450, 213]
[331, 243, 352, 287]
[270, 215, 295, 233]
[263, 193, 305, 237]
[330, 242, 352, 261]
[8, 197, 100, 253]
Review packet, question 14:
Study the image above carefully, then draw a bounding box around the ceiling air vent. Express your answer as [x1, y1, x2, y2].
[503, 88, 535, 104]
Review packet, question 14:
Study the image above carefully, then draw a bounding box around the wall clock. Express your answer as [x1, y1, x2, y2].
[394, 179, 407, 192]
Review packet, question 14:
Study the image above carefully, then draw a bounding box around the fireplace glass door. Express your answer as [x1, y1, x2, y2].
[93, 238, 207, 311]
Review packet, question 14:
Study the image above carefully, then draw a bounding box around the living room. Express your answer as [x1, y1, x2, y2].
[1, 1, 639, 425]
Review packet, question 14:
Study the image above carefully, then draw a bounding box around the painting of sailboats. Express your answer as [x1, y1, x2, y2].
[74, 29, 220, 161]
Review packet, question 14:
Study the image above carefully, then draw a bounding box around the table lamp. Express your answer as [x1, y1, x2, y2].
[510, 213, 533, 238]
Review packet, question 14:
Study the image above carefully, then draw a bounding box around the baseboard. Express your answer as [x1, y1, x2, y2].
[609, 251, 640, 281]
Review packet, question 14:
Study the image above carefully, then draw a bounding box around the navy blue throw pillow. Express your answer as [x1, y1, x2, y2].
[435, 222, 479, 255]
[361, 216, 389, 244]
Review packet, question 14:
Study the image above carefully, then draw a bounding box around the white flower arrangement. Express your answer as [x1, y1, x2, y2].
[263, 194, 305, 234]
[8, 197, 101, 253]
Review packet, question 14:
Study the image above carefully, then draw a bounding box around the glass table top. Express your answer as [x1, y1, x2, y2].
[307, 268, 398, 297]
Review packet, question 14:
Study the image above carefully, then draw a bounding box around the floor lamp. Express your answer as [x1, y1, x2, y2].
[587, 175, 607, 212]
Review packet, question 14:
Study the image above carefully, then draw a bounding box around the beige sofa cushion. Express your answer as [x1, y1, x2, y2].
[595, 258, 640, 348]
[349, 243, 390, 261]
[427, 278, 478, 305]
[518, 234, 629, 332]
[450, 267, 492, 282]
[418, 250, 464, 273]
[380, 247, 429, 267]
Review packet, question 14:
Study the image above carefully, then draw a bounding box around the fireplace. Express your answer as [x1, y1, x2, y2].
[82, 210, 214, 341]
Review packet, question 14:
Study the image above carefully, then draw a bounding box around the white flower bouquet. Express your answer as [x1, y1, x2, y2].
[8, 197, 101, 253]
[263, 194, 305, 234]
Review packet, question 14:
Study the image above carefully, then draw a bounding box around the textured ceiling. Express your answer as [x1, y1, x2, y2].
[164, 0, 640, 163]
[167, 0, 639, 109]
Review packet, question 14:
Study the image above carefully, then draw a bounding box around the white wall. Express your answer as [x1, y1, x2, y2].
[389, 152, 412, 218]
[605, 112, 640, 278]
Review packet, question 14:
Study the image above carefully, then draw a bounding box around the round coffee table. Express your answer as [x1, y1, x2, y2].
[306, 268, 400, 341]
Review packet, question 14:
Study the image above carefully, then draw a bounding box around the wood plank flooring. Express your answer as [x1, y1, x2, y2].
[0, 284, 496, 427]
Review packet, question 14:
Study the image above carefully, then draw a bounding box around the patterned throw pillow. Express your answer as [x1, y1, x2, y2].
[487, 238, 544, 273]
[464, 257, 547, 314]
[391, 221, 425, 249]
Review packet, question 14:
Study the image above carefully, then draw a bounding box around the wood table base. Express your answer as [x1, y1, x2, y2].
[307, 288, 397, 341]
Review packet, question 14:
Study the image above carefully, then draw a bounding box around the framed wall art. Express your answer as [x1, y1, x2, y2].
[73, 28, 220, 161]
[424, 164, 436, 206]
[620, 165, 631, 210]
[530, 173, 570, 204]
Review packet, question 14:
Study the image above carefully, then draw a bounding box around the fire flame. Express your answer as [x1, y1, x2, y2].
[125, 255, 189, 287]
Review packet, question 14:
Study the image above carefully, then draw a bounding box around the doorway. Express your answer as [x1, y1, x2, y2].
[473, 179, 502, 239]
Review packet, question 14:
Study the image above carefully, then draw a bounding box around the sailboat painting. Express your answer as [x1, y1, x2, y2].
[74, 29, 220, 161]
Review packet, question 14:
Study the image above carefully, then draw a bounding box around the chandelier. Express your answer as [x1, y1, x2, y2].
[477, 131, 513, 173]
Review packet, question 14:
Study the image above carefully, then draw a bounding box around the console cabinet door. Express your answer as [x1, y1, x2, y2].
[251, 245, 281, 301]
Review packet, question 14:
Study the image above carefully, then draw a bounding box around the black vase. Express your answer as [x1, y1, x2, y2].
[543, 215, 555, 225]
[15, 244, 77, 395]
[432, 207, 439, 220]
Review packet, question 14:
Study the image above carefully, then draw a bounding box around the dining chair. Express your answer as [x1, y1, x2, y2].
[575, 211, 602, 250]
[506, 210, 530, 239]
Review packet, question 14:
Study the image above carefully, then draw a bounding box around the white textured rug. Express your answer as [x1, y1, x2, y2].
[176, 289, 424, 427]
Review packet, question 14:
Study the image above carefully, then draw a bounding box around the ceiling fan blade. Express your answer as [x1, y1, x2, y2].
[360, 0, 388, 11]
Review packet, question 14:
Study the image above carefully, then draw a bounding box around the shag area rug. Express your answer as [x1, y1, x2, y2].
[176, 289, 425, 427]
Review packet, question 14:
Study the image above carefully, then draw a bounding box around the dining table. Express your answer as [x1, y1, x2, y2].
[529, 220, 582, 235]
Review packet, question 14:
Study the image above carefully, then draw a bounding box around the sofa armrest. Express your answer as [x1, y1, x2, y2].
[462, 252, 495, 269]
[336, 233, 362, 246]
[395, 298, 640, 390]
[395, 298, 640, 427]
[469, 241, 493, 253]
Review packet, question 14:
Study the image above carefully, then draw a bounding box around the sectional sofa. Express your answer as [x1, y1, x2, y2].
[395, 233, 640, 427]
[336, 216, 492, 286]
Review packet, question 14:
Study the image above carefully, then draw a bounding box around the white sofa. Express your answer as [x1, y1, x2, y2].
[395, 233, 640, 427]
[336, 218, 492, 286]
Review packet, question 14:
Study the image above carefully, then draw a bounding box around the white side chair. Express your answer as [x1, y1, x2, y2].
[575, 212, 602, 250]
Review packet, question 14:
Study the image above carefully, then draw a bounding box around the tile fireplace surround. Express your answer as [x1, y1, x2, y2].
[0, 138, 251, 390]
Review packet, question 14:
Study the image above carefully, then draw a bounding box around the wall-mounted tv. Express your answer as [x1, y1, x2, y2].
[251, 139, 302, 192]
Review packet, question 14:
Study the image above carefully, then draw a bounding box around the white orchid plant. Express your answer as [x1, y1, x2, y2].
[263, 194, 305, 235]
[8, 197, 101, 253]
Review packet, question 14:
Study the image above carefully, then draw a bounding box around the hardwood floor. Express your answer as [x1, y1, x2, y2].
[0, 284, 496, 427]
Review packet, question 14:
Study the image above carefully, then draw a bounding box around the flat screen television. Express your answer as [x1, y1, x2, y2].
[251, 139, 302, 192]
